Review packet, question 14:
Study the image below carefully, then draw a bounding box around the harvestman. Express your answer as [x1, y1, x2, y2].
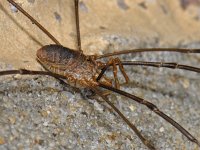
[0, 0, 200, 149]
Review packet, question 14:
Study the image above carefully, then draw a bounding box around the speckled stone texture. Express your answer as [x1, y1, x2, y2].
[0, 0, 200, 150]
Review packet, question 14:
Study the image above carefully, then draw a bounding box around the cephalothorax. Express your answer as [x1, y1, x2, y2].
[0, 0, 200, 149]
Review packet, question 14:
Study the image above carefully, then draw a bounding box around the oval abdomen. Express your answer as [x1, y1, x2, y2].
[37, 44, 85, 64]
[36, 44, 98, 87]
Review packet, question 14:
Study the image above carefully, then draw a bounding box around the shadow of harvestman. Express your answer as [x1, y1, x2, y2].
[0, 0, 200, 149]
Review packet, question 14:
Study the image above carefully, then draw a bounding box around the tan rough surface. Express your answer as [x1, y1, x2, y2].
[1, 0, 200, 69]
[0, 0, 200, 150]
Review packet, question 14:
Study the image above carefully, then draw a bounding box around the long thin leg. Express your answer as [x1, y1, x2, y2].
[0, 69, 66, 79]
[96, 58, 129, 88]
[98, 83, 200, 147]
[74, 0, 82, 51]
[92, 87, 156, 150]
[7, 0, 60, 45]
[120, 61, 200, 73]
[96, 48, 200, 59]
[96, 60, 200, 82]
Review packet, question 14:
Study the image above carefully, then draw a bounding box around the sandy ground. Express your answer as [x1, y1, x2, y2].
[0, 0, 200, 149]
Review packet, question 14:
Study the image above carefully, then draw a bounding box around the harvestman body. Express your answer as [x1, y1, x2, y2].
[1, 0, 200, 149]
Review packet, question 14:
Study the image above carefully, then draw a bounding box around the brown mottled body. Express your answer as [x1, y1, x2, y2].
[37, 44, 106, 88]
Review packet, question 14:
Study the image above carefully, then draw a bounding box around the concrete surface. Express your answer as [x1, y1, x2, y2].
[0, 0, 200, 149]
